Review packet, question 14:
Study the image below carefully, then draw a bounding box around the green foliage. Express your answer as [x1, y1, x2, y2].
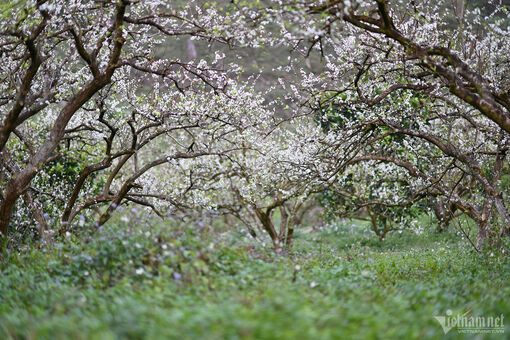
[314, 103, 359, 132]
[1, 220, 509, 339]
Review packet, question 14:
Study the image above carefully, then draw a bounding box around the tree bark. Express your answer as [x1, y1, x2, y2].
[494, 194, 510, 237]
[476, 221, 488, 251]
[278, 205, 288, 244]
[255, 208, 279, 249]
[286, 215, 296, 247]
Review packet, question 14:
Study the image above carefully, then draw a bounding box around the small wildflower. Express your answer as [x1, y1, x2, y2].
[361, 270, 372, 278]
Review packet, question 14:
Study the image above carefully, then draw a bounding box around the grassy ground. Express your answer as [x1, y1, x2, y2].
[1, 218, 509, 339]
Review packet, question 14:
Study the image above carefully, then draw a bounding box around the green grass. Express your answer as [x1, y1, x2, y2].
[1, 219, 509, 339]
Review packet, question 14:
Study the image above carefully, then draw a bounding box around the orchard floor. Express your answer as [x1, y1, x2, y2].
[1, 219, 509, 340]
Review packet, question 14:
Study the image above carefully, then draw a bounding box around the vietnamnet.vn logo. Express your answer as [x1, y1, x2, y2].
[434, 309, 504, 334]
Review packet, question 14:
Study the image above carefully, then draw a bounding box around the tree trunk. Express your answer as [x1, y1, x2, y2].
[285, 214, 297, 247]
[433, 198, 448, 232]
[278, 205, 288, 244]
[476, 221, 488, 251]
[367, 207, 383, 240]
[0, 186, 18, 236]
[494, 193, 510, 237]
[255, 208, 279, 250]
